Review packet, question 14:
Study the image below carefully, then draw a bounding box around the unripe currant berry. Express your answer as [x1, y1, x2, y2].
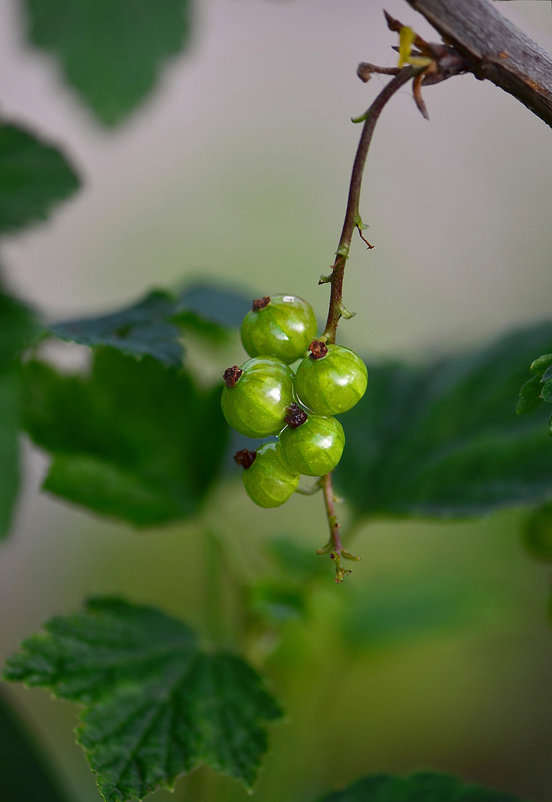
[294, 340, 367, 415]
[279, 405, 345, 476]
[221, 357, 294, 438]
[241, 294, 317, 363]
[234, 443, 299, 508]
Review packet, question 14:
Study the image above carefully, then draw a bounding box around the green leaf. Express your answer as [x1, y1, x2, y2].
[522, 501, 552, 562]
[0, 123, 80, 235]
[338, 322, 552, 518]
[3, 597, 282, 801]
[49, 290, 185, 367]
[0, 290, 36, 538]
[22, 349, 228, 526]
[48, 284, 251, 366]
[23, 0, 192, 126]
[0, 689, 70, 802]
[317, 771, 524, 801]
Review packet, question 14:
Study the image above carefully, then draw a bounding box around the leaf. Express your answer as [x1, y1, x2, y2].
[337, 322, 552, 518]
[0, 689, 70, 802]
[3, 597, 282, 801]
[48, 284, 251, 366]
[0, 290, 36, 538]
[342, 572, 489, 650]
[317, 771, 524, 801]
[522, 501, 552, 562]
[49, 290, 185, 367]
[0, 123, 80, 235]
[23, 0, 192, 126]
[22, 349, 228, 526]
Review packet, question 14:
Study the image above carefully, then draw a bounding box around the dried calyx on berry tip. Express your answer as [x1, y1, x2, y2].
[223, 365, 243, 387]
[308, 339, 328, 360]
[234, 449, 256, 469]
[285, 403, 308, 429]
[252, 296, 270, 311]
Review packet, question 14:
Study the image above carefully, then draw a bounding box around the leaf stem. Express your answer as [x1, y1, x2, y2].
[321, 66, 414, 345]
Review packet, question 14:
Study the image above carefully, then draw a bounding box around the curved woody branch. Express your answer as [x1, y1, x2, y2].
[405, 0, 552, 127]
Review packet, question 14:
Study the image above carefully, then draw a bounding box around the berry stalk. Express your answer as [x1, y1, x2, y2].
[318, 66, 415, 580]
[321, 66, 414, 345]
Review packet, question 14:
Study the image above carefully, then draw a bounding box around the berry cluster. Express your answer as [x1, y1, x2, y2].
[221, 294, 367, 508]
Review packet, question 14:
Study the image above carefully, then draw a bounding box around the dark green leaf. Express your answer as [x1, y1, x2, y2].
[0, 123, 80, 235]
[3, 597, 282, 801]
[317, 771, 524, 801]
[338, 322, 552, 518]
[522, 501, 552, 562]
[0, 689, 70, 802]
[48, 284, 251, 365]
[49, 290, 185, 367]
[22, 349, 228, 526]
[516, 375, 542, 415]
[176, 283, 251, 330]
[0, 290, 36, 538]
[23, 0, 192, 126]
[530, 353, 552, 375]
[540, 376, 552, 404]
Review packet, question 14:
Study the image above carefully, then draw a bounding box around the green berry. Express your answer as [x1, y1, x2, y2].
[235, 443, 299, 508]
[221, 357, 294, 438]
[279, 409, 345, 476]
[294, 341, 367, 415]
[241, 294, 317, 363]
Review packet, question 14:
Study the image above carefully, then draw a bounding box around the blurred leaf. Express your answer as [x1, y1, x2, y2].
[0, 689, 70, 802]
[23, 0, 193, 126]
[516, 375, 542, 415]
[176, 283, 251, 330]
[343, 573, 491, 650]
[0, 123, 80, 235]
[48, 284, 251, 365]
[3, 597, 282, 801]
[267, 535, 327, 583]
[22, 349, 228, 526]
[0, 290, 36, 538]
[523, 501, 552, 562]
[317, 771, 524, 801]
[338, 322, 552, 518]
[49, 290, 185, 367]
[249, 582, 306, 623]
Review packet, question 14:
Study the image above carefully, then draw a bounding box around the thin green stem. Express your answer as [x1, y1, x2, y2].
[322, 66, 414, 344]
[317, 473, 359, 583]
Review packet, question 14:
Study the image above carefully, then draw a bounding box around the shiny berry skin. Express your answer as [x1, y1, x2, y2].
[240, 442, 300, 508]
[294, 342, 367, 415]
[240, 294, 317, 363]
[221, 357, 294, 438]
[279, 413, 345, 476]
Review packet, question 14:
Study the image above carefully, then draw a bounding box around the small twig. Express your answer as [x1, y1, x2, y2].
[317, 473, 359, 583]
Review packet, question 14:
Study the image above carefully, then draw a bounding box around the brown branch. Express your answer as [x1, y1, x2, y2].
[321, 66, 415, 344]
[405, 0, 552, 127]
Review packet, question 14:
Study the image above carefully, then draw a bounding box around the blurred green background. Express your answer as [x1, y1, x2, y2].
[1, 1, 552, 800]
